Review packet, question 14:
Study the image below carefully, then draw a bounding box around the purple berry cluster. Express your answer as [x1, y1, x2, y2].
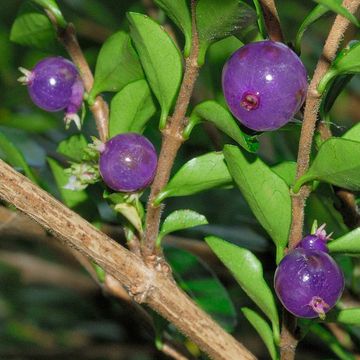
[222, 41, 308, 131]
[274, 225, 344, 319]
[99, 133, 158, 193]
[19, 56, 84, 129]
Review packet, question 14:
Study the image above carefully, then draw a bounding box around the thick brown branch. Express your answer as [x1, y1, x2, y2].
[259, 0, 284, 42]
[58, 23, 109, 142]
[0, 159, 255, 360]
[143, 0, 200, 258]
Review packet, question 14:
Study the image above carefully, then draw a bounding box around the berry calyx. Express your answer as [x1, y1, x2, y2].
[19, 57, 84, 129]
[222, 41, 308, 131]
[274, 248, 344, 319]
[99, 133, 158, 193]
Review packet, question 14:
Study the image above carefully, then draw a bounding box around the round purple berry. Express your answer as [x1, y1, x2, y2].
[296, 224, 330, 253]
[222, 41, 308, 131]
[23, 57, 80, 112]
[99, 133, 158, 193]
[274, 249, 344, 319]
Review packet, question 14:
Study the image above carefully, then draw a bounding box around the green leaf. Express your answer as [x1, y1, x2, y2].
[0, 131, 38, 184]
[196, 0, 258, 65]
[185, 100, 259, 152]
[165, 246, 237, 331]
[109, 79, 156, 137]
[342, 122, 360, 142]
[295, 3, 331, 54]
[158, 210, 208, 245]
[10, 2, 58, 52]
[89, 31, 144, 102]
[57, 134, 88, 162]
[224, 145, 291, 262]
[318, 41, 360, 94]
[311, 324, 355, 360]
[328, 227, 360, 254]
[251, 0, 267, 39]
[31, 0, 66, 28]
[47, 157, 89, 208]
[0, 112, 58, 133]
[127, 12, 183, 128]
[314, 0, 360, 27]
[205, 236, 279, 342]
[153, 0, 192, 56]
[271, 161, 297, 187]
[155, 152, 232, 204]
[328, 308, 360, 325]
[293, 138, 360, 192]
[241, 308, 278, 360]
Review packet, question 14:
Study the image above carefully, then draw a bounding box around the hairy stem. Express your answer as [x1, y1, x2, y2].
[281, 2, 360, 359]
[142, 0, 200, 258]
[0, 159, 256, 360]
[259, 0, 284, 42]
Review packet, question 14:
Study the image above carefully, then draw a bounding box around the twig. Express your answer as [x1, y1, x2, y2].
[143, 0, 200, 259]
[259, 0, 284, 42]
[281, 1, 360, 359]
[0, 159, 256, 360]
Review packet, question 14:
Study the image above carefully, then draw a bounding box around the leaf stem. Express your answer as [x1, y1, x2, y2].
[259, 0, 284, 42]
[142, 0, 200, 259]
[281, 1, 360, 359]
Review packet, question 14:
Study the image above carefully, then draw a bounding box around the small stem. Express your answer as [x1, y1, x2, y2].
[259, 0, 284, 42]
[142, 0, 200, 259]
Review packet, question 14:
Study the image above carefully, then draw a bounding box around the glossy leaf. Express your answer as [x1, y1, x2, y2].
[158, 210, 208, 245]
[153, 0, 192, 56]
[329, 308, 360, 325]
[47, 158, 89, 209]
[328, 227, 360, 254]
[31, 0, 66, 28]
[295, 3, 330, 53]
[185, 100, 259, 152]
[314, 0, 360, 27]
[109, 79, 156, 137]
[205, 236, 279, 342]
[342, 122, 360, 142]
[196, 0, 258, 65]
[10, 2, 58, 52]
[293, 138, 360, 192]
[89, 31, 144, 102]
[155, 152, 232, 204]
[318, 41, 360, 94]
[165, 246, 237, 331]
[241, 308, 278, 360]
[251, 0, 267, 39]
[57, 134, 88, 162]
[127, 12, 183, 128]
[0, 131, 38, 184]
[271, 161, 297, 187]
[224, 145, 291, 261]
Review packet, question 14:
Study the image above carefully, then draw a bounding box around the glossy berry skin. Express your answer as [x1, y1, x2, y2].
[274, 249, 344, 318]
[222, 41, 308, 131]
[296, 234, 329, 253]
[99, 133, 157, 193]
[27, 57, 80, 112]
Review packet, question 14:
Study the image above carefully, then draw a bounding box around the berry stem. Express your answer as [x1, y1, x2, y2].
[142, 0, 200, 260]
[282, 1, 360, 359]
[259, 0, 284, 42]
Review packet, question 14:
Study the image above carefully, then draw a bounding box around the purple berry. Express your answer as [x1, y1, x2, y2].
[274, 249, 344, 319]
[99, 133, 158, 193]
[296, 224, 330, 253]
[222, 41, 308, 131]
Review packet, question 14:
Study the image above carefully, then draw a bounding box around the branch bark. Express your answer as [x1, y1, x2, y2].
[143, 0, 200, 258]
[0, 159, 256, 360]
[259, 0, 284, 42]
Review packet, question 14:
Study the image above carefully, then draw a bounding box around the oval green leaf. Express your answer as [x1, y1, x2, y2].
[109, 79, 156, 137]
[293, 138, 360, 193]
[127, 12, 183, 128]
[185, 100, 258, 152]
[205, 236, 279, 342]
[155, 152, 232, 204]
[31, 0, 66, 28]
[224, 145, 291, 262]
[57, 134, 88, 162]
[157, 209, 208, 245]
[153, 0, 192, 56]
[89, 31, 144, 102]
[328, 308, 360, 325]
[241, 307, 278, 360]
[328, 227, 360, 254]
